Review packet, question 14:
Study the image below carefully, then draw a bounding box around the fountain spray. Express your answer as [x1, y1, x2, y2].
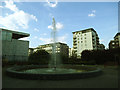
[52, 17, 57, 70]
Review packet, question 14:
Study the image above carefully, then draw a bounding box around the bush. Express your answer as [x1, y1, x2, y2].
[81, 48, 120, 65]
[28, 49, 50, 65]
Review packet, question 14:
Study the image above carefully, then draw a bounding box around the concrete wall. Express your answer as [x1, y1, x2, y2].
[2, 39, 29, 61]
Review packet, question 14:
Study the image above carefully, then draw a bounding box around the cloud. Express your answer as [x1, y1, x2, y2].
[48, 22, 63, 31]
[88, 10, 96, 17]
[0, 0, 37, 30]
[56, 22, 63, 30]
[0, 6, 3, 8]
[46, 0, 58, 8]
[88, 13, 95, 17]
[39, 34, 68, 45]
[57, 34, 68, 43]
[99, 39, 104, 43]
[34, 36, 38, 39]
[39, 37, 53, 44]
[41, 33, 47, 36]
[34, 28, 39, 32]
[19, 37, 29, 41]
[5, 0, 19, 12]
[48, 25, 53, 30]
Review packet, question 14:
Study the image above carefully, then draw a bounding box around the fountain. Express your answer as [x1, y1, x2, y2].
[6, 18, 102, 80]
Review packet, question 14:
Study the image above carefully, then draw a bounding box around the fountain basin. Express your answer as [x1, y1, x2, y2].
[6, 65, 102, 80]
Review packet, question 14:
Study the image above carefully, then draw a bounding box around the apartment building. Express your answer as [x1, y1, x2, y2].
[72, 28, 103, 58]
[109, 32, 120, 49]
[37, 42, 69, 57]
[1, 28, 30, 61]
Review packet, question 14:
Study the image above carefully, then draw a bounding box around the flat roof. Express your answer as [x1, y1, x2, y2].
[114, 32, 120, 38]
[39, 42, 68, 46]
[72, 28, 96, 33]
[0, 28, 30, 39]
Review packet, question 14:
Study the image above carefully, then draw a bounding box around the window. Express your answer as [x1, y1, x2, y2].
[112, 42, 115, 45]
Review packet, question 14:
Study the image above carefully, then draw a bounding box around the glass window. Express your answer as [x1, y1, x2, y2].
[112, 42, 115, 45]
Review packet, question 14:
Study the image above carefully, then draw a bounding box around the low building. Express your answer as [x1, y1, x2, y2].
[109, 32, 120, 49]
[98, 44, 105, 50]
[1, 28, 30, 61]
[37, 42, 69, 57]
[69, 48, 73, 58]
[28, 48, 34, 55]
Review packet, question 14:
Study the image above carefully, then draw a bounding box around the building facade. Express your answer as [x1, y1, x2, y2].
[37, 42, 69, 57]
[98, 44, 105, 50]
[28, 48, 34, 55]
[69, 48, 73, 58]
[1, 28, 30, 61]
[72, 28, 104, 58]
[109, 32, 120, 49]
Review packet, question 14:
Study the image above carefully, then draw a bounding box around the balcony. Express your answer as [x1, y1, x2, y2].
[73, 46, 77, 49]
[96, 37, 99, 39]
[73, 40, 77, 43]
[73, 43, 77, 45]
[73, 36, 76, 39]
[74, 50, 77, 52]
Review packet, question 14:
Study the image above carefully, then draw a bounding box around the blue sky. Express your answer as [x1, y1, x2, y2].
[0, 0, 118, 48]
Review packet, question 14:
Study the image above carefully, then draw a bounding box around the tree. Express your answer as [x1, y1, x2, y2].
[28, 49, 50, 65]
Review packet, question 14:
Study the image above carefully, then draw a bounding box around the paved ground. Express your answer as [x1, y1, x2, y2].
[2, 65, 119, 88]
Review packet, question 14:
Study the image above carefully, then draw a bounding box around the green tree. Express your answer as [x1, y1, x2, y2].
[28, 49, 50, 65]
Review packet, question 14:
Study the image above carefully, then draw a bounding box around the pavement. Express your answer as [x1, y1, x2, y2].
[2, 65, 119, 88]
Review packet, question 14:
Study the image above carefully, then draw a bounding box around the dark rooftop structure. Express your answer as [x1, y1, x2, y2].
[0, 28, 30, 39]
[72, 28, 97, 34]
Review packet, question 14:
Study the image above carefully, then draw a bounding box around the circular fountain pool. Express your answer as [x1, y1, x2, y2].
[6, 65, 102, 80]
[23, 68, 85, 74]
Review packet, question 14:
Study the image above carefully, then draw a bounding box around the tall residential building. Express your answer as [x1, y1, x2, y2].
[72, 28, 103, 58]
[37, 42, 69, 57]
[109, 32, 120, 49]
[1, 28, 30, 61]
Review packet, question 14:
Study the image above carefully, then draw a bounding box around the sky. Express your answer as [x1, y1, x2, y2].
[0, 0, 118, 49]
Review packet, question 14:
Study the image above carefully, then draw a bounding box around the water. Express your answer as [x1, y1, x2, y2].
[49, 17, 59, 70]
[23, 68, 85, 74]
